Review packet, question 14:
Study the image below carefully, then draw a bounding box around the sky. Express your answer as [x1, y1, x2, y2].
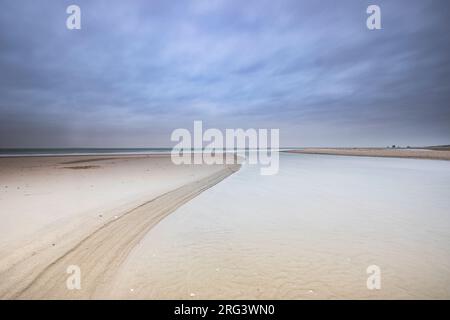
[0, 0, 449, 148]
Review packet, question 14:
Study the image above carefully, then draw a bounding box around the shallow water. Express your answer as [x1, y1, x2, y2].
[108, 153, 450, 299]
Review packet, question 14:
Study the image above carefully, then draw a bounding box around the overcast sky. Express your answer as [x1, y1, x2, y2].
[0, 0, 449, 148]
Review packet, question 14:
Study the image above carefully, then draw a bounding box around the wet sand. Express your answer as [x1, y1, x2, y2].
[106, 153, 450, 299]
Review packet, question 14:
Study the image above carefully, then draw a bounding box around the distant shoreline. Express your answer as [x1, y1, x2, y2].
[0, 148, 173, 157]
[284, 148, 450, 161]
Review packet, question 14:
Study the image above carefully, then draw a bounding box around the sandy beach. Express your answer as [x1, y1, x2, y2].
[0, 154, 239, 299]
[1, 0, 449, 308]
[1, 152, 449, 299]
[284, 148, 450, 161]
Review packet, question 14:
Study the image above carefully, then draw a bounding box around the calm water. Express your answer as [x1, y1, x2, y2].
[108, 153, 450, 299]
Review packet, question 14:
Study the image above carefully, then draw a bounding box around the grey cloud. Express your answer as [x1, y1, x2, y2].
[0, 0, 449, 147]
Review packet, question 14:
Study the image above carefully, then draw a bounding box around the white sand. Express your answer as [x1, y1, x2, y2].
[0, 155, 239, 299]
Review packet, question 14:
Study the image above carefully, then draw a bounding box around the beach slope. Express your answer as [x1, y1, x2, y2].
[0, 155, 239, 299]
